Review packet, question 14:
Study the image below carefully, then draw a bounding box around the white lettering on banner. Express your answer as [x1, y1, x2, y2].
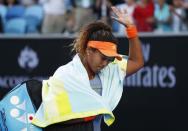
[142, 44, 150, 63]
[124, 43, 176, 88]
[0, 76, 48, 88]
[124, 66, 176, 88]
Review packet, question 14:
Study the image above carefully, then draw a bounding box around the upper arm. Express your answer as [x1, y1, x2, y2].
[126, 59, 144, 76]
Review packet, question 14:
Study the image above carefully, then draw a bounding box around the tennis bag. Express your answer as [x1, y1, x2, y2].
[0, 80, 94, 131]
[0, 80, 42, 131]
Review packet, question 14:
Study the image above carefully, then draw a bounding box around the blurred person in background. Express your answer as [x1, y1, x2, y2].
[72, 0, 98, 32]
[39, 0, 67, 34]
[133, 0, 155, 32]
[183, 0, 188, 22]
[95, 0, 113, 24]
[5, 0, 19, 7]
[0, 19, 2, 34]
[0, 0, 6, 32]
[170, 0, 187, 32]
[64, 0, 75, 34]
[154, 0, 172, 32]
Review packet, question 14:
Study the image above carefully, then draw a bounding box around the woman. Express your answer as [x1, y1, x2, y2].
[171, 0, 187, 32]
[32, 6, 144, 131]
[133, 0, 155, 32]
[154, 0, 172, 32]
[39, 0, 67, 34]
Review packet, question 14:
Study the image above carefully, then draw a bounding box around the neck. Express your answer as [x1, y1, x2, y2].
[81, 56, 95, 80]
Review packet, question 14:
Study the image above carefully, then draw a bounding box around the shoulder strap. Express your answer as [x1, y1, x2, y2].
[26, 79, 42, 110]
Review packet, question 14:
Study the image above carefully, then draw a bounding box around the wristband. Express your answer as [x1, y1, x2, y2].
[126, 25, 138, 39]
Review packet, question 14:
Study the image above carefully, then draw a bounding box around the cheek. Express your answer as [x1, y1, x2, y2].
[88, 54, 101, 67]
[89, 56, 99, 66]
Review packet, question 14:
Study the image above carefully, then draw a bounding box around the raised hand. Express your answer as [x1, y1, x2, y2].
[111, 6, 133, 27]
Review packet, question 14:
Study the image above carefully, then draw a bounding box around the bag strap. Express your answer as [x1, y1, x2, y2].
[26, 79, 42, 110]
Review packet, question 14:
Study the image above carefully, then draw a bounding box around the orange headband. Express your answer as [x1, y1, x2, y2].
[87, 41, 122, 60]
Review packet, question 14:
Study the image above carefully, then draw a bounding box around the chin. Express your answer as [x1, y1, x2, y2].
[93, 70, 98, 73]
[96, 68, 103, 72]
[93, 67, 103, 73]
[92, 68, 99, 73]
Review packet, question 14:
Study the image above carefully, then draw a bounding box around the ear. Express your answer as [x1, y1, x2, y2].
[86, 47, 93, 54]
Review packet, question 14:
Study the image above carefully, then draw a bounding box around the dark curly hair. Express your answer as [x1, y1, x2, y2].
[72, 21, 118, 59]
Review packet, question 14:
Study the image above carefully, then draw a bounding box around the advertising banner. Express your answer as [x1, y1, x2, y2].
[0, 36, 187, 130]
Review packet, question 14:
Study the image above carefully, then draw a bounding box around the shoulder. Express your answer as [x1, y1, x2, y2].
[112, 55, 128, 73]
[53, 61, 73, 77]
[102, 55, 128, 75]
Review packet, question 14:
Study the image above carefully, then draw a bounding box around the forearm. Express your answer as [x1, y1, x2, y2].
[128, 37, 144, 65]
[126, 27, 144, 76]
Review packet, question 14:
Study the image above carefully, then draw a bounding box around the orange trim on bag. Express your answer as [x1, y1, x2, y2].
[84, 116, 96, 122]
